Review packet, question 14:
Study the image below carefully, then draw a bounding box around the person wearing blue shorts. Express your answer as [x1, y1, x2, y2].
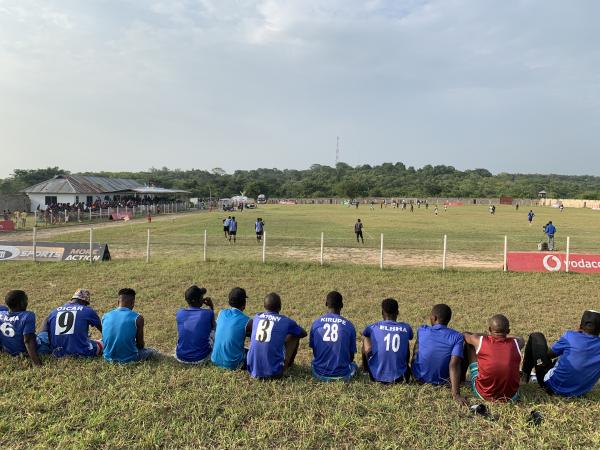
[212, 287, 252, 370]
[0, 290, 43, 366]
[102, 288, 158, 363]
[175, 285, 215, 364]
[309, 291, 357, 381]
[522, 310, 600, 397]
[247, 293, 307, 379]
[41, 289, 103, 358]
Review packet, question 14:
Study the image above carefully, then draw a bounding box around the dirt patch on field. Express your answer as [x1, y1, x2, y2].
[270, 246, 502, 269]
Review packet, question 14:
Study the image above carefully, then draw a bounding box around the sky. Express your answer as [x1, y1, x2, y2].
[1, 0, 599, 177]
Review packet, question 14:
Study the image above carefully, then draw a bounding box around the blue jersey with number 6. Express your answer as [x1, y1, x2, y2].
[0, 310, 36, 356]
[363, 320, 413, 383]
[47, 303, 101, 357]
[310, 313, 356, 377]
[247, 312, 303, 378]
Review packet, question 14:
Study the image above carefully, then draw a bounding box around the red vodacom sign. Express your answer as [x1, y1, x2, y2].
[507, 252, 600, 273]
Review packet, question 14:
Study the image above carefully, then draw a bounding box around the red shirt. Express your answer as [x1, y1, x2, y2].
[475, 335, 521, 401]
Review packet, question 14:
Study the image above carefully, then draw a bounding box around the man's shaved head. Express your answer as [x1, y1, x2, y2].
[264, 292, 282, 313]
[431, 304, 452, 325]
[488, 314, 510, 334]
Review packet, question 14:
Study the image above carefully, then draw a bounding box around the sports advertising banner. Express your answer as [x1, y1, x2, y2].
[507, 252, 600, 273]
[0, 242, 110, 262]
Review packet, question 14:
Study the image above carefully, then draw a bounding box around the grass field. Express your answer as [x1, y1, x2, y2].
[8, 203, 600, 269]
[1, 205, 600, 449]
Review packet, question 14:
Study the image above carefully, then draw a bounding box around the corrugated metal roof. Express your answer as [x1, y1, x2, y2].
[132, 187, 190, 194]
[23, 175, 143, 194]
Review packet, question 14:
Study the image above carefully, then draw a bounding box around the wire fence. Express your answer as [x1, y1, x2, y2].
[17, 224, 599, 271]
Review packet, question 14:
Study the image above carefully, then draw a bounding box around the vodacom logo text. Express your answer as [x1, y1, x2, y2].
[542, 255, 562, 272]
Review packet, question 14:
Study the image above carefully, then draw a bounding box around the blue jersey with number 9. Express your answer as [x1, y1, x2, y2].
[247, 312, 303, 378]
[0, 310, 37, 356]
[47, 303, 101, 357]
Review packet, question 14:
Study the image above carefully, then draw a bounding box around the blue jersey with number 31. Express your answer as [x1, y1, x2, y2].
[247, 312, 303, 378]
[363, 320, 413, 383]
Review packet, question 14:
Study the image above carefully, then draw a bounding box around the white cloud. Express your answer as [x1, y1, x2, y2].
[1, 0, 600, 176]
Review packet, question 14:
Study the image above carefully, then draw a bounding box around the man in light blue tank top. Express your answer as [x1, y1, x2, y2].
[102, 288, 157, 363]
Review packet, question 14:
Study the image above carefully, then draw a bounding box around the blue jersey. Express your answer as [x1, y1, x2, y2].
[310, 313, 356, 377]
[176, 307, 214, 362]
[0, 305, 7, 313]
[228, 220, 237, 232]
[411, 324, 464, 384]
[211, 308, 250, 369]
[247, 311, 304, 378]
[102, 307, 140, 363]
[528, 212, 534, 221]
[0, 310, 36, 356]
[546, 331, 600, 397]
[47, 303, 101, 357]
[255, 221, 264, 232]
[363, 320, 413, 383]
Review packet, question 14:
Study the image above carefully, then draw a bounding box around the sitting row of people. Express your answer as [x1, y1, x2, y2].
[1, 288, 599, 405]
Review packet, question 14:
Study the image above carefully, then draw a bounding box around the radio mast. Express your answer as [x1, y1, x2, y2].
[336, 136, 340, 165]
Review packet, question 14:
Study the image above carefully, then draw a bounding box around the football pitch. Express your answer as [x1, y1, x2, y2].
[24, 203, 600, 268]
[1, 205, 600, 449]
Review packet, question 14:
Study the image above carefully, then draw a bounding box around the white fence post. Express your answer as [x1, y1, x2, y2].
[320, 232, 324, 266]
[34, 210, 37, 225]
[503, 235, 508, 272]
[89, 208, 92, 222]
[117, 206, 119, 217]
[262, 231, 267, 263]
[32, 227, 37, 262]
[89, 228, 93, 264]
[203, 229, 207, 262]
[146, 228, 151, 263]
[566, 236, 571, 273]
[380, 233, 384, 269]
[442, 234, 447, 270]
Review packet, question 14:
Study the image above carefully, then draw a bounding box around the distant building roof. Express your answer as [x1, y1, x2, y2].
[23, 175, 189, 195]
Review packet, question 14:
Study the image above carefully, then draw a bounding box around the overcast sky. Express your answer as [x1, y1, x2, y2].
[1, 0, 599, 177]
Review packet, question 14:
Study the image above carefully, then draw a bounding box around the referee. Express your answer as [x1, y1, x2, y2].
[354, 219, 364, 244]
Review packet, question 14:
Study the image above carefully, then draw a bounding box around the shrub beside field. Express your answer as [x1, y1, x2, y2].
[1, 258, 599, 449]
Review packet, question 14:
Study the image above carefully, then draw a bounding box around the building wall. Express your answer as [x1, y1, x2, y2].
[27, 193, 105, 211]
[0, 194, 30, 212]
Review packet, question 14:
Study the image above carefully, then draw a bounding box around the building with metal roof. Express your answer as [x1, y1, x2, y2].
[23, 175, 189, 211]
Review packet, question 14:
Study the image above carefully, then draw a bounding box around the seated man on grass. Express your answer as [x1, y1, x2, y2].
[102, 288, 157, 363]
[362, 298, 413, 383]
[211, 287, 252, 370]
[0, 290, 43, 366]
[40, 289, 103, 358]
[247, 292, 307, 379]
[411, 304, 467, 405]
[310, 291, 357, 381]
[175, 285, 215, 364]
[463, 314, 524, 402]
[522, 310, 600, 397]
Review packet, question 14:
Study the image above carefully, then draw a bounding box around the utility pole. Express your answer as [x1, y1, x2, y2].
[336, 136, 340, 166]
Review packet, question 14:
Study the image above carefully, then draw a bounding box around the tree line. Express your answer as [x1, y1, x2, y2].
[2, 164, 600, 200]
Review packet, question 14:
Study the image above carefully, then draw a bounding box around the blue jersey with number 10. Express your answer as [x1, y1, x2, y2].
[247, 312, 303, 378]
[363, 320, 413, 383]
[310, 313, 356, 377]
